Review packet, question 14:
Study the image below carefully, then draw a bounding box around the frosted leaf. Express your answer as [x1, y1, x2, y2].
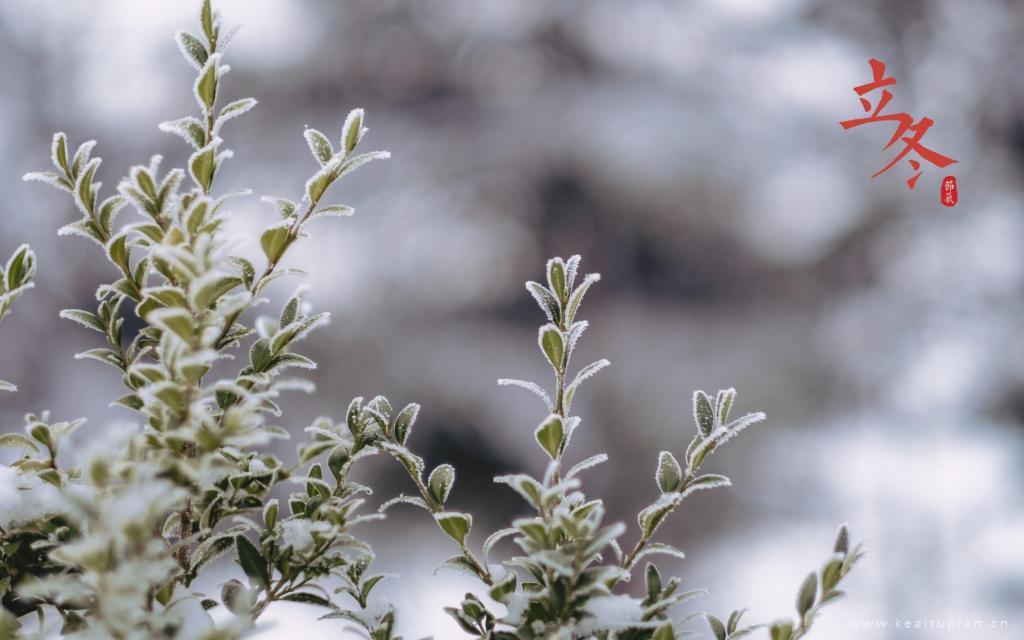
[565, 453, 608, 479]
[192, 54, 221, 115]
[270, 377, 315, 394]
[260, 195, 297, 219]
[70, 140, 98, 176]
[482, 527, 518, 563]
[309, 204, 355, 220]
[216, 98, 258, 128]
[304, 128, 335, 166]
[336, 150, 391, 179]
[608, 537, 623, 563]
[158, 116, 206, 149]
[693, 390, 716, 437]
[497, 378, 552, 410]
[378, 494, 430, 512]
[565, 272, 600, 323]
[567, 319, 588, 353]
[632, 542, 688, 564]
[218, 24, 243, 51]
[680, 474, 731, 497]
[340, 108, 366, 154]
[22, 171, 71, 192]
[525, 281, 559, 323]
[175, 30, 208, 70]
[564, 254, 582, 290]
[721, 411, 766, 438]
[567, 358, 609, 391]
[50, 132, 69, 173]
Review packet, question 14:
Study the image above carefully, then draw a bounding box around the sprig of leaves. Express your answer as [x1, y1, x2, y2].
[0, 244, 36, 391]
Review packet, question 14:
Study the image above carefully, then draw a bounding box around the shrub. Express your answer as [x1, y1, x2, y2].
[1, 2, 861, 638]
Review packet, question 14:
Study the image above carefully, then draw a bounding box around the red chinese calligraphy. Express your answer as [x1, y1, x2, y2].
[840, 58, 957, 190]
[941, 175, 958, 207]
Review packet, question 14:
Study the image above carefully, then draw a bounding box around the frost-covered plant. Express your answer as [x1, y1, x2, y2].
[0, 245, 37, 392]
[377, 256, 863, 639]
[6, 1, 395, 637]
[1, 1, 862, 638]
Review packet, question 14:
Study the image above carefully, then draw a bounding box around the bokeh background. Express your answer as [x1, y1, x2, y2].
[2, 1, 1022, 638]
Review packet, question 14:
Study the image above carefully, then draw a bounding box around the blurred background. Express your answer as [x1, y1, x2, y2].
[1, 0, 1022, 638]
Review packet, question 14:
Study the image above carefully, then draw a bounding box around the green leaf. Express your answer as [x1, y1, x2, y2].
[305, 164, 335, 203]
[4, 244, 36, 291]
[260, 196, 297, 219]
[59, 309, 104, 333]
[0, 433, 39, 453]
[538, 324, 564, 371]
[427, 464, 455, 505]
[694, 390, 715, 437]
[435, 512, 472, 546]
[304, 128, 334, 165]
[341, 108, 364, 154]
[716, 387, 736, 423]
[195, 55, 219, 113]
[149, 307, 196, 343]
[263, 499, 279, 530]
[189, 144, 216, 192]
[228, 256, 256, 287]
[489, 571, 517, 603]
[159, 117, 207, 149]
[653, 623, 675, 640]
[796, 572, 818, 616]
[190, 274, 242, 309]
[281, 592, 332, 607]
[309, 204, 355, 220]
[770, 620, 794, 640]
[834, 523, 849, 555]
[546, 257, 566, 300]
[645, 563, 662, 602]
[106, 232, 130, 270]
[235, 535, 270, 590]
[75, 158, 100, 214]
[533, 414, 564, 460]
[392, 403, 419, 445]
[525, 281, 560, 324]
[175, 30, 208, 69]
[728, 608, 747, 634]
[822, 555, 843, 591]
[656, 451, 682, 493]
[638, 494, 678, 540]
[565, 273, 600, 324]
[200, 0, 215, 44]
[260, 221, 292, 264]
[684, 473, 731, 494]
[706, 615, 727, 640]
[52, 132, 69, 174]
[218, 98, 257, 124]
[250, 339, 272, 371]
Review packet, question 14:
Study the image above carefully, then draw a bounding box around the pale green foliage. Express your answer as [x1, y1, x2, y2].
[5, 0, 394, 637]
[381, 257, 862, 639]
[0, 244, 36, 391]
[0, 1, 861, 638]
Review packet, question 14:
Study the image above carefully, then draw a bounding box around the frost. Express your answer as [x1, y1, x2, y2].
[497, 377, 553, 410]
[0, 465, 64, 529]
[578, 595, 646, 633]
[280, 518, 332, 553]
